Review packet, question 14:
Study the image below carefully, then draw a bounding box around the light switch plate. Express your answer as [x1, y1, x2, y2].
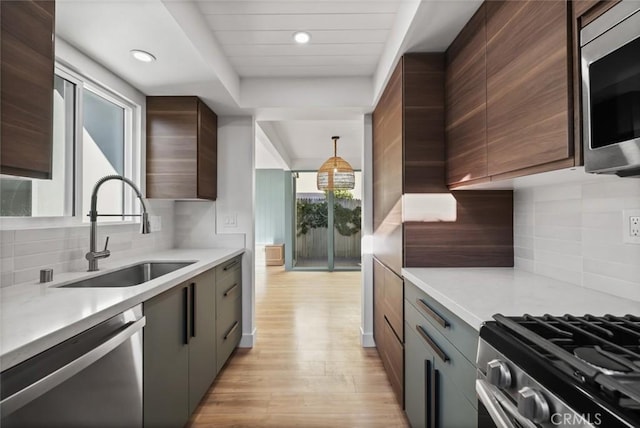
[623, 210, 640, 244]
[223, 213, 237, 228]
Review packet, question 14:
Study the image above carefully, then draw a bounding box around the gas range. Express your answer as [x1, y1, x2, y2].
[477, 314, 640, 428]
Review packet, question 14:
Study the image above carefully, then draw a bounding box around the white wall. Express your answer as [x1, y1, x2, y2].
[361, 115, 375, 347]
[173, 117, 256, 347]
[514, 176, 640, 300]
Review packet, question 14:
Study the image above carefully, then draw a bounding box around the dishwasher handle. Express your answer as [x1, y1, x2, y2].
[1, 316, 146, 417]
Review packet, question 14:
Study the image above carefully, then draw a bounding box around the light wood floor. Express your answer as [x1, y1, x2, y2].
[188, 266, 409, 427]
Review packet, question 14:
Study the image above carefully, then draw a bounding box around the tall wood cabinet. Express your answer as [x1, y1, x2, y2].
[372, 53, 447, 406]
[446, 0, 576, 187]
[372, 53, 513, 408]
[146, 96, 217, 200]
[1, 1, 55, 179]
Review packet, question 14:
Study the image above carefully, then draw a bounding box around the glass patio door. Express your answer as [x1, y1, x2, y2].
[292, 171, 361, 271]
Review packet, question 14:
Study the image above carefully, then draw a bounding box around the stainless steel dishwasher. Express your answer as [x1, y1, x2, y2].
[1, 304, 145, 427]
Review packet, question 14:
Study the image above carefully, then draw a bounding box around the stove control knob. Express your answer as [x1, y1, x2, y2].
[517, 387, 550, 423]
[486, 359, 512, 388]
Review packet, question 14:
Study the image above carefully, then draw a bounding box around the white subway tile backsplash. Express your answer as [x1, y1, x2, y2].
[535, 262, 582, 286]
[534, 238, 581, 256]
[515, 177, 640, 301]
[534, 225, 582, 241]
[533, 183, 582, 202]
[583, 258, 640, 285]
[1, 230, 15, 244]
[515, 257, 535, 273]
[583, 272, 640, 302]
[1, 272, 14, 287]
[1, 200, 175, 288]
[535, 213, 581, 228]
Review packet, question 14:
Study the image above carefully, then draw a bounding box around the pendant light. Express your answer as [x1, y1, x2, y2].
[317, 136, 355, 191]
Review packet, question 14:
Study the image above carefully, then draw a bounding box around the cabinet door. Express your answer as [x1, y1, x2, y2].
[486, 0, 571, 176]
[146, 96, 199, 199]
[197, 100, 217, 200]
[1, 1, 55, 179]
[446, 4, 487, 185]
[405, 322, 432, 428]
[188, 269, 217, 414]
[373, 259, 385, 347]
[143, 285, 189, 428]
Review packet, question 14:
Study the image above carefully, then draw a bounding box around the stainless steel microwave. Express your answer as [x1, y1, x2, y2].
[581, 0, 640, 176]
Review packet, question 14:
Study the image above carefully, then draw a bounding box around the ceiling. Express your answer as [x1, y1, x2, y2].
[55, 0, 482, 169]
[196, 0, 402, 78]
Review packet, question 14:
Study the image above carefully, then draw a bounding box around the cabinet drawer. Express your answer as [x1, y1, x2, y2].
[216, 301, 241, 373]
[379, 316, 404, 406]
[216, 272, 241, 311]
[405, 280, 478, 363]
[405, 299, 477, 409]
[216, 256, 241, 281]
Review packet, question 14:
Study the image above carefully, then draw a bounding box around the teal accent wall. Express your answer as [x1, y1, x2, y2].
[255, 169, 286, 245]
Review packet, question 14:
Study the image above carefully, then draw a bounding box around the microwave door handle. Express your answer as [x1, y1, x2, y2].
[0, 316, 146, 417]
[476, 379, 538, 428]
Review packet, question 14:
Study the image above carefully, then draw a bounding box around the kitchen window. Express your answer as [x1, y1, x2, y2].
[0, 65, 140, 223]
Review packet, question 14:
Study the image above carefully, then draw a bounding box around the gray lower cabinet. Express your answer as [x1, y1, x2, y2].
[143, 258, 242, 428]
[215, 257, 242, 373]
[188, 268, 217, 415]
[404, 280, 478, 428]
[143, 282, 191, 428]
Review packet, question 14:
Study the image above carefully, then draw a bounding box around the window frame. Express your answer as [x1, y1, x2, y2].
[0, 62, 142, 229]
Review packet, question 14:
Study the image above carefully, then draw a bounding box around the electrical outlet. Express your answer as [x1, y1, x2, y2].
[631, 216, 640, 237]
[623, 210, 640, 244]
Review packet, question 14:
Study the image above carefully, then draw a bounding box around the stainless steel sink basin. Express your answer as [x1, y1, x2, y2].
[59, 261, 195, 288]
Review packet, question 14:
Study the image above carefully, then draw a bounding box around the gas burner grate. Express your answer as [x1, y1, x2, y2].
[494, 313, 640, 409]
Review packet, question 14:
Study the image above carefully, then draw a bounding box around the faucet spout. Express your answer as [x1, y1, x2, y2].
[86, 175, 151, 271]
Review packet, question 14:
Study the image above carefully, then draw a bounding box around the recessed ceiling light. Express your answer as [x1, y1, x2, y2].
[130, 49, 156, 63]
[293, 31, 311, 44]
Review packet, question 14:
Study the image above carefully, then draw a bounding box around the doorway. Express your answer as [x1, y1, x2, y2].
[291, 171, 361, 271]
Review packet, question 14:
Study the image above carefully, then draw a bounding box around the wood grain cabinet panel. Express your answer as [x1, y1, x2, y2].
[146, 96, 217, 200]
[485, 0, 571, 176]
[1, 1, 55, 179]
[446, 4, 488, 185]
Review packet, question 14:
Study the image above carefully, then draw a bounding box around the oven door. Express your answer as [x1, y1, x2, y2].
[476, 378, 539, 428]
[582, 3, 640, 175]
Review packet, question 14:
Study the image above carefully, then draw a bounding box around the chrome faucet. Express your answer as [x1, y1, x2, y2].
[86, 175, 151, 271]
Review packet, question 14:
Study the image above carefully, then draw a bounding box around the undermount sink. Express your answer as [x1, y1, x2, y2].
[59, 261, 195, 288]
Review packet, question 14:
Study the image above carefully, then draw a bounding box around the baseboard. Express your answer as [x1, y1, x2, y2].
[238, 328, 256, 348]
[360, 328, 376, 348]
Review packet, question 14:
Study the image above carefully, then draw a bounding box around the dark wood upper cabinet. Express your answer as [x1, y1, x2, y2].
[445, 0, 579, 187]
[1, 1, 55, 179]
[146, 96, 217, 200]
[446, 4, 487, 185]
[373, 54, 446, 276]
[486, 0, 572, 176]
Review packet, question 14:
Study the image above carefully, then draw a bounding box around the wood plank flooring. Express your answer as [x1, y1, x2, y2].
[188, 266, 409, 427]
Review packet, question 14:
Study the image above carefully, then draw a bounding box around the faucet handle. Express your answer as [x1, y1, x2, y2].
[103, 236, 110, 252]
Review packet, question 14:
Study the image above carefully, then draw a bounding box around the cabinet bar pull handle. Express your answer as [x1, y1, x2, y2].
[224, 283, 238, 297]
[190, 283, 196, 338]
[224, 321, 239, 340]
[433, 368, 441, 428]
[223, 260, 239, 271]
[183, 287, 189, 345]
[416, 325, 449, 363]
[416, 299, 449, 329]
[425, 359, 433, 428]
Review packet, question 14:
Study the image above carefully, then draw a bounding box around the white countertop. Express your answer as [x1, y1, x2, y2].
[1, 248, 244, 371]
[402, 267, 640, 332]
